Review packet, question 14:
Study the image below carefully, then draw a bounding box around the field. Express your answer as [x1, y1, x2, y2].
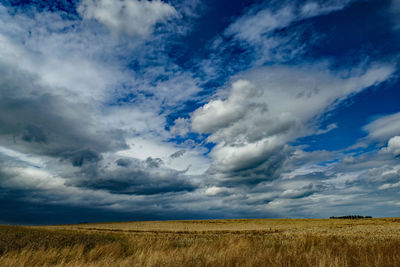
[1, 218, 400, 266]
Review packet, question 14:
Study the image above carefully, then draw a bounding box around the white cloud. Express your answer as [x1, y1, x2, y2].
[300, 1, 354, 17]
[0, 146, 46, 168]
[209, 136, 286, 174]
[0, 9, 123, 102]
[225, 5, 295, 44]
[78, 0, 176, 38]
[0, 166, 65, 191]
[192, 80, 265, 134]
[170, 118, 191, 137]
[225, 0, 353, 49]
[363, 112, 400, 142]
[116, 137, 210, 175]
[0, 3, 201, 159]
[388, 136, 400, 156]
[210, 0, 357, 69]
[205, 186, 226, 196]
[316, 123, 338, 135]
[379, 181, 400, 190]
[191, 63, 394, 183]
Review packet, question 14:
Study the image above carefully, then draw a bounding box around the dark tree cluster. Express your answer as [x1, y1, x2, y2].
[329, 215, 373, 219]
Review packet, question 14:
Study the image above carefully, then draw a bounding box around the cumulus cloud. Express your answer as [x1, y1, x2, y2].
[388, 136, 400, 156]
[192, 80, 266, 134]
[192, 63, 394, 186]
[78, 0, 176, 38]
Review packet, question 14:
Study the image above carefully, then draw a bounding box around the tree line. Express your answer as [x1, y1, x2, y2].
[329, 215, 372, 219]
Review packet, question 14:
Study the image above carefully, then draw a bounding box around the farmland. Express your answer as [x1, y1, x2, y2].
[1, 218, 400, 266]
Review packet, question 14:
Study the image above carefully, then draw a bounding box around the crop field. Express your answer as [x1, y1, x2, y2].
[1, 218, 400, 266]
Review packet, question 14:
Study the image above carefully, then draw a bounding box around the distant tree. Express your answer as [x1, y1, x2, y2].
[329, 215, 373, 219]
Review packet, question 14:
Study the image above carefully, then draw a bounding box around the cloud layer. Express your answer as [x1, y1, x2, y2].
[0, 0, 399, 224]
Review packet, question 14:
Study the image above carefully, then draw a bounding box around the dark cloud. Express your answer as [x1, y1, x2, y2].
[170, 149, 186, 158]
[67, 158, 198, 195]
[0, 190, 212, 225]
[0, 62, 127, 166]
[22, 125, 47, 143]
[116, 158, 132, 167]
[280, 184, 322, 199]
[145, 157, 163, 168]
[63, 149, 102, 167]
[208, 145, 292, 187]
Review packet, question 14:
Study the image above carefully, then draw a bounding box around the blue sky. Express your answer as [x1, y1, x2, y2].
[0, 0, 400, 224]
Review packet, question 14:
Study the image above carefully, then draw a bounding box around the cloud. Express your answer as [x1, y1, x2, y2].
[0, 0, 399, 223]
[191, 63, 394, 186]
[390, 0, 400, 29]
[387, 136, 400, 156]
[315, 123, 338, 135]
[192, 80, 265, 134]
[64, 149, 103, 167]
[0, 60, 130, 165]
[22, 125, 48, 144]
[0, 2, 204, 167]
[204, 186, 232, 196]
[115, 158, 132, 167]
[280, 184, 320, 199]
[68, 156, 199, 195]
[0, 22, 117, 102]
[0, 2, 215, 224]
[170, 118, 191, 137]
[0, 61, 122, 156]
[170, 150, 186, 159]
[249, 146, 400, 217]
[116, 137, 210, 175]
[225, 5, 295, 44]
[0, 149, 209, 224]
[78, 0, 177, 38]
[220, 0, 355, 66]
[226, 0, 354, 43]
[363, 112, 400, 142]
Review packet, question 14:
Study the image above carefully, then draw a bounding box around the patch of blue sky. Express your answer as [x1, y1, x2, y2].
[303, 0, 399, 66]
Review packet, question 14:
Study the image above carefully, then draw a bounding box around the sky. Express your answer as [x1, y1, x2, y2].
[0, 0, 400, 225]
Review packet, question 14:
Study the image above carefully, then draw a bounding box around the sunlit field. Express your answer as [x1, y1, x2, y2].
[1, 218, 400, 266]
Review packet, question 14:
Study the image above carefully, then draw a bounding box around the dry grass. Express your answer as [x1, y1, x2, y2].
[1, 218, 400, 266]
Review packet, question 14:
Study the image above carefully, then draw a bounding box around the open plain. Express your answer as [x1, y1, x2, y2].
[1, 218, 400, 266]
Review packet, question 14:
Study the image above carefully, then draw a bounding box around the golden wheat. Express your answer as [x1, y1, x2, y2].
[1, 218, 399, 266]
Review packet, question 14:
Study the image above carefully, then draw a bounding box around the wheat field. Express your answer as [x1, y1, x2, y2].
[1, 218, 400, 266]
